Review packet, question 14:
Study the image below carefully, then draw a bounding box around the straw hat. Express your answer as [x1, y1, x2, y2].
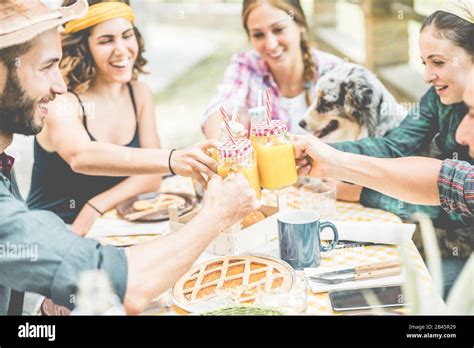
[0, 0, 88, 50]
[439, 0, 474, 24]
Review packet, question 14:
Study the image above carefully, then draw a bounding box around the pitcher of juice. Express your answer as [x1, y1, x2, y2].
[251, 120, 297, 190]
[209, 121, 248, 161]
[217, 139, 261, 199]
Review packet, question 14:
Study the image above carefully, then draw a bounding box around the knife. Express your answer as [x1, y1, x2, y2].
[309, 267, 402, 284]
[333, 241, 387, 249]
[314, 260, 400, 278]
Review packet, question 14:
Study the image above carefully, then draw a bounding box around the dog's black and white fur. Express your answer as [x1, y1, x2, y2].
[299, 63, 407, 142]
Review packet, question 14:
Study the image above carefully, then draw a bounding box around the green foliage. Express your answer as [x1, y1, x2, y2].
[201, 305, 285, 316]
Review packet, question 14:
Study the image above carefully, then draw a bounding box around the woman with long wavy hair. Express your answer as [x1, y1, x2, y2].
[27, 0, 217, 235]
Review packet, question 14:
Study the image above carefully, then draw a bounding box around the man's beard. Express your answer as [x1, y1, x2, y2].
[0, 69, 42, 136]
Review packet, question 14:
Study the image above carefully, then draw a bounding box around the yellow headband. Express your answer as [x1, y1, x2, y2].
[64, 2, 134, 34]
[438, 0, 474, 24]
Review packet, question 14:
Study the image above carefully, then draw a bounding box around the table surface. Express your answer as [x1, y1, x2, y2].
[93, 176, 445, 315]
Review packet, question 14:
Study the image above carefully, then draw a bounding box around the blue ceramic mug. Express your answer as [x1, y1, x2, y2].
[277, 210, 339, 270]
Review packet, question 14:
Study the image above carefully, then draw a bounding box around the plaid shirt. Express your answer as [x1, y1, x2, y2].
[333, 87, 473, 228]
[0, 152, 14, 179]
[202, 49, 342, 132]
[438, 160, 474, 218]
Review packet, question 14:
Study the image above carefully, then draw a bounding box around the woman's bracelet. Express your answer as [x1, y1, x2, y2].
[168, 149, 177, 176]
[86, 201, 104, 216]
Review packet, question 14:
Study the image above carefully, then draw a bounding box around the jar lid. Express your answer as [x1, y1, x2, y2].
[220, 120, 245, 135]
[218, 138, 253, 158]
[269, 120, 288, 135]
[251, 120, 288, 137]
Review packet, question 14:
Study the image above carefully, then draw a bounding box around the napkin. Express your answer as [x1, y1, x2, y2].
[320, 221, 415, 245]
[86, 218, 169, 238]
[304, 263, 405, 293]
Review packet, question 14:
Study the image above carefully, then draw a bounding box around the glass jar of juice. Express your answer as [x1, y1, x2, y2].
[217, 139, 261, 200]
[251, 120, 297, 190]
[209, 121, 248, 161]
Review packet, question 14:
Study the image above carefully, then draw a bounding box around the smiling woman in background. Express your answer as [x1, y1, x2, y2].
[27, 0, 217, 235]
[201, 0, 342, 138]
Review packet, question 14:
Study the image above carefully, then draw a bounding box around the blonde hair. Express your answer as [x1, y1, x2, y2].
[242, 0, 317, 106]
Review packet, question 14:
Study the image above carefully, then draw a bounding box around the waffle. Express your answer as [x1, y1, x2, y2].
[173, 255, 294, 310]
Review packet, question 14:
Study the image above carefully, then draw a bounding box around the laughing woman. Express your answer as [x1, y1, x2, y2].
[329, 0, 473, 296]
[201, 0, 342, 138]
[331, 2, 473, 225]
[27, 0, 216, 235]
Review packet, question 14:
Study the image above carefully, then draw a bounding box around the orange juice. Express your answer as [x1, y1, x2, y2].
[248, 132, 255, 144]
[208, 148, 219, 162]
[251, 120, 297, 190]
[217, 159, 261, 199]
[217, 139, 261, 199]
[254, 141, 297, 189]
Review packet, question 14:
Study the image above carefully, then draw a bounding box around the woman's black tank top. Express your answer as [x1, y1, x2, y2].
[27, 83, 140, 224]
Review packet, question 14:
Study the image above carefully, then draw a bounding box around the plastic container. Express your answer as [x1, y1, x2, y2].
[248, 106, 267, 143]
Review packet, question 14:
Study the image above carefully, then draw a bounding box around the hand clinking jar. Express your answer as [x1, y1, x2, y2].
[217, 138, 261, 200]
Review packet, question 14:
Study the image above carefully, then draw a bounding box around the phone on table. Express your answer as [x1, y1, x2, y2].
[329, 285, 406, 312]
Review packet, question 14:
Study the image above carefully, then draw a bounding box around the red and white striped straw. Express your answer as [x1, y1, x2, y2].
[265, 88, 272, 124]
[220, 107, 236, 144]
[231, 103, 241, 124]
[220, 106, 230, 121]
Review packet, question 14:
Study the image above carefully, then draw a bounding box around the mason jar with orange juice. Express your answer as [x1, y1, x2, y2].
[217, 139, 261, 199]
[209, 120, 248, 161]
[251, 120, 297, 190]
